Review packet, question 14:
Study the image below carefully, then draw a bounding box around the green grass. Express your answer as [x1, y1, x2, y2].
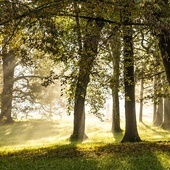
[0, 142, 170, 170]
[0, 117, 170, 170]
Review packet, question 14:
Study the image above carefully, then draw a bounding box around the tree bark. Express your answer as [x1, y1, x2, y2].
[112, 89, 122, 133]
[158, 29, 170, 86]
[153, 98, 163, 126]
[121, 2, 141, 142]
[155, 2, 170, 129]
[0, 49, 15, 123]
[162, 98, 170, 130]
[153, 76, 157, 123]
[139, 77, 144, 122]
[109, 32, 122, 133]
[70, 19, 104, 142]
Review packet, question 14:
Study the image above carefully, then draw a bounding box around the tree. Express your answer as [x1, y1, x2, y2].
[153, 97, 163, 126]
[133, 28, 161, 123]
[0, 45, 16, 123]
[108, 31, 122, 133]
[143, 1, 170, 85]
[0, 0, 30, 122]
[121, 1, 141, 142]
[0, 6, 19, 122]
[162, 96, 170, 129]
[156, 1, 170, 85]
[0, 10, 64, 122]
[141, 0, 170, 127]
[3, 0, 170, 142]
[70, 18, 104, 142]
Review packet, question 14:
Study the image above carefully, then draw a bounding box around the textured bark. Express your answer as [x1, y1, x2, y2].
[162, 98, 170, 130]
[153, 76, 157, 123]
[139, 78, 144, 122]
[121, 2, 141, 142]
[158, 29, 170, 86]
[109, 33, 122, 133]
[112, 91, 122, 133]
[70, 19, 104, 142]
[153, 98, 163, 126]
[0, 50, 15, 123]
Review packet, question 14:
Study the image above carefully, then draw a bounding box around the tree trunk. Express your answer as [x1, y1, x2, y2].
[158, 29, 170, 86]
[109, 32, 122, 133]
[0, 49, 15, 123]
[153, 98, 163, 126]
[150, 0, 170, 130]
[112, 90, 122, 133]
[121, 3, 141, 142]
[153, 76, 157, 123]
[70, 68, 89, 142]
[156, 3, 170, 128]
[162, 98, 170, 130]
[139, 77, 144, 122]
[70, 19, 104, 142]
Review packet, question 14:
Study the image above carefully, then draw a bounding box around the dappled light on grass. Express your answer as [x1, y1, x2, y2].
[138, 122, 170, 141]
[1, 115, 170, 151]
[1, 116, 170, 169]
[0, 118, 73, 151]
[0, 141, 170, 169]
[85, 120, 116, 144]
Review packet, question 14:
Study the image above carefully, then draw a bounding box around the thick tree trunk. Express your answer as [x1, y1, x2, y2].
[121, 4, 141, 142]
[70, 19, 104, 142]
[70, 69, 89, 142]
[0, 50, 15, 123]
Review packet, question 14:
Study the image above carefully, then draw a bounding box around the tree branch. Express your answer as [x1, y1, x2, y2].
[14, 75, 43, 82]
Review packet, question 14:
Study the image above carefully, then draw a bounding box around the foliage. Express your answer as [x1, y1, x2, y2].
[133, 26, 167, 104]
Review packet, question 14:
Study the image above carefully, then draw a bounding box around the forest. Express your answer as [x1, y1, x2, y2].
[0, 0, 170, 169]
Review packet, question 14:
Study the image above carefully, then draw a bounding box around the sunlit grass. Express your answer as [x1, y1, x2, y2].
[0, 116, 170, 169]
[0, 118, 71, 151]
[0, 114, 170, 152]
[0, 141, 170, 170]
[138, 122, 170, 141]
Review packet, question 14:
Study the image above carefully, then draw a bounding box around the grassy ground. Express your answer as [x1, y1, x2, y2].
[0, 116, 170, 170]
[1, 142, 170, 170]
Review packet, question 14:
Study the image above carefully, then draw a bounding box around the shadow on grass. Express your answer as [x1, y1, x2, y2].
[1, 142, 169, 170]
[140, 122, 170, 140]
[0, 143, 100, 170]
[96, 142, 169, 170]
